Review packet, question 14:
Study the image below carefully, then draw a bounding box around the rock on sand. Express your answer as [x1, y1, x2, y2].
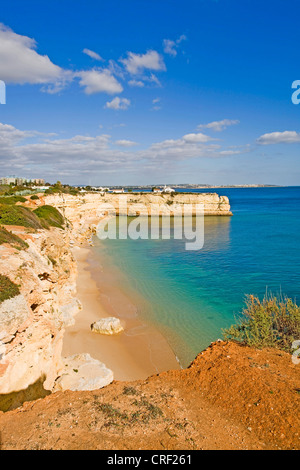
[91, 317, 124, 335]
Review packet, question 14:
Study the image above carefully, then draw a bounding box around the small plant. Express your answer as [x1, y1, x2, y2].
[0, 275, 20, 303]
[0, 227, 28, 250]
[97, 403, 128, 421]
[223, 294, 300, 352]
[30, 195, 39, 201]
[47, 256, 57, 266]
[123, 386, 138, 396]
[0, 204, 44, 229]
[0, 196, 27, 205]
[33, 205, 65, 229]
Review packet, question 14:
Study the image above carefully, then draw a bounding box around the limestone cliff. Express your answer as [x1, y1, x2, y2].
[46, 192, 232, 216]
[0, 227, 80, 396]
[45, 192, 232, 242]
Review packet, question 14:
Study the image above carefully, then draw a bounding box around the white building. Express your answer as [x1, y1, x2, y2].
[162, 185, 175, 194]
[110, 189, 125, 194]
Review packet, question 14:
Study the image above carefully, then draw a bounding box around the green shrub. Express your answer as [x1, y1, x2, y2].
[30, 195, 39, 201]
[0, 275, 20, 304]
[33, 205, 65, 229]
[44, 187, 61, 195]
[0, 204, 44, 229]
[0, 196, 27, 205]
[223, 294, 300, 352]
[0, 227, 28, 250]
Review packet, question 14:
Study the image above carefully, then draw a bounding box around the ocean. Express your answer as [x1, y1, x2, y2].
[93, 187, 300, 367]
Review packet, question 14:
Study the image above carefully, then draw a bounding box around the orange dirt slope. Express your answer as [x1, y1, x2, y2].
[0, 341, 299, 450]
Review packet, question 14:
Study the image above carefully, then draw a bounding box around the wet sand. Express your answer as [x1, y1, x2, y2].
[62, 244, 180, 381]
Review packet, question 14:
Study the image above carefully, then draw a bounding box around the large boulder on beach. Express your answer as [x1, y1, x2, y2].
[91, 317, 124, 335]
[53, 353, 113, 392]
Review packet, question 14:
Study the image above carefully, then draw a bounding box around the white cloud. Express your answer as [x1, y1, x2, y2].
[0, 23, 68, 88]
[128, 79, 145, 87]
[198, 119, 240, 132]
[150, 132, 215, 152]
[0, 23, 167, 97]
[105, 97, 131, 110]
[83, 48, 103, 61]
[121, 50, 166, 75]
[151, 97, 161, 111]
[163, 39, 177, 57]
[107, 59, 125, 79]
[163, 35, 187, 57]
[115, 139, 138, 147]
[183, 133, 213, 143]
[0, 123, 32, 147]
[0, 24, 126, 96]
[77, 69, 123, 95]
[257, 131, 300, 145]
[219, 150, 242, 156]
[143, 74, 162, 87]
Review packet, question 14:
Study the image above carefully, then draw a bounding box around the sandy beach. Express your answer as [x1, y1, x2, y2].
[62, 244, 180, 381]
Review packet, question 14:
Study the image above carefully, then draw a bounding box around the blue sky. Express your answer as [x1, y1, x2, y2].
[0, 0, 300, 185]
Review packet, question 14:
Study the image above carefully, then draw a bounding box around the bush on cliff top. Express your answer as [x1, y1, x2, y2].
[0, 204, 44, 229]
[0, 227, 29, 250]
[0, 196, 27, 205]
[224, 294, 300, 352]
[0, 275, 20, 304]
[33, 205, 65, 229]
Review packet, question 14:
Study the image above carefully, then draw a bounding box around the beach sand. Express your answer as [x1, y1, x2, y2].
[62, 244, 180, 381]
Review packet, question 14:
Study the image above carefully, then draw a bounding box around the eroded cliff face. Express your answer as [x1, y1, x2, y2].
[0, 227, 79, 396]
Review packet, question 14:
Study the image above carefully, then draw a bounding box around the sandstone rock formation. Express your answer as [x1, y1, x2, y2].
[53, 353, 113, 392]
[91, 317, 124, 335]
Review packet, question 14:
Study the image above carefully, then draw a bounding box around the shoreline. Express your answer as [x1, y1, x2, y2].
[62, 243, 180, 381]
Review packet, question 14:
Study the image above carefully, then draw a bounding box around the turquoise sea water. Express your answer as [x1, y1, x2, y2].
[94, 187, 300, 366]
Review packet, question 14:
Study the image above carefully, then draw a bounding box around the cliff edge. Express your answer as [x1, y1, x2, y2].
[0, 341, 299, 450]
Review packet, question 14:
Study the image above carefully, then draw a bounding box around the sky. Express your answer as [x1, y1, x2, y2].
[0, 0, 300, 186]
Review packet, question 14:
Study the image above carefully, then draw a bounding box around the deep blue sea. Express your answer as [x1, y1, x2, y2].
[94, 187, 300, 366]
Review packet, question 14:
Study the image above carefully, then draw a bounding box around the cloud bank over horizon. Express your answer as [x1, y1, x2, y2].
[0, 121, 252, 183]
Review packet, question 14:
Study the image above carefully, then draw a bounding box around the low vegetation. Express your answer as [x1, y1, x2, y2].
[30, 195, 39, 201]
[0, 196, 65, 230]
[0, 196, 27, 205]
[0, 204, 44, 229]
[224, 294, 300, 352]
[0, 275, 20, 304]
[0, 227, 28, 250]
[44, 181, 79, 196]
[33, 205, 65, 229]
